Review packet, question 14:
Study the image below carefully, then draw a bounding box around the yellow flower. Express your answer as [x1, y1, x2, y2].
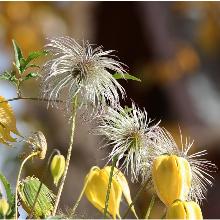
[50, 154, 65, 186]
[0, 96, 19, 145]
[166, 200, 203, 219]
[105, 166, 138, 218]
[84, 166, 137, 219]
[0, 198, 9, 216]
[152, 154, 192, 206]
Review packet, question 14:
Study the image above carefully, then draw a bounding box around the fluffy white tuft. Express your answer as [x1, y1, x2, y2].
[41, 36, 126, 114]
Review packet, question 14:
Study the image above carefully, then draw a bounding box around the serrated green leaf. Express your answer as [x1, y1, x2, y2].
[12, 40, 23, 73]
[0, 72, 12, 81]
[113, 73, 141, 82]
[23, 72, 40, 81]
[25, 51, 47, 65]
[18, 177, 55, 218]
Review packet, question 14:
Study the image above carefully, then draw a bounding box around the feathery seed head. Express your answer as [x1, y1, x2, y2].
[41, 36, 126, 114]
[98, 103, 160, 182]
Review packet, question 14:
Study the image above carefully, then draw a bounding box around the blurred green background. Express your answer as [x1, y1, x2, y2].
[0, 2, 220, 218]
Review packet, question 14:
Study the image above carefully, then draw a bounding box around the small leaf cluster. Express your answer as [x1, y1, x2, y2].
[0, 40, 47, 89]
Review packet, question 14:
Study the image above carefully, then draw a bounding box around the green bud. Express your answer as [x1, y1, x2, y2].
[0, 198, 9, 216]
[50, 155, 65, 186]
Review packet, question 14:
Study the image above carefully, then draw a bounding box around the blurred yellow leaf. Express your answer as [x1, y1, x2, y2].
[0, 96, 19, 145]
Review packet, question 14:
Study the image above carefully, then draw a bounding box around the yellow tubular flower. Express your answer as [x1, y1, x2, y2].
[0, 198, 9, 216]
[84, 166, 122, 219]
[50, 155, 66, 186]
[105, 166, 138, 218]
[166, 200, 203, 219]
[152, 154, 192, 206]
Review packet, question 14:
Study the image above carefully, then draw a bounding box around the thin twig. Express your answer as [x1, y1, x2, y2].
[122, 180, 149, 219]
[145, 194, 156, 219]
[15, 152, 38, 220]
[52, 97, 77, 216]
[0, 96, 64, 104]
[71, 171, 91, 215]
[103, 157, 117, 218]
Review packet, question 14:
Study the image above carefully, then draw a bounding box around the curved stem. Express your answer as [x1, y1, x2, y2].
[145, 194, 156, 219]
[122, 180, 149, 219]
[0, 96, 64, 104]
[103, 157, 117, 218]
[15, 152, 38, 219]
[52, 97, 77, 216]
[71, 172, 90, 216]
[29, 149, 61, 218]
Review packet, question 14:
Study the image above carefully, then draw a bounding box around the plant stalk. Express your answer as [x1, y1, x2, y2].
[71, 173, 91, 216]
[15, 152, 38, 219]
[145, 194, 156, 219]
[122, 180, 149, 219]
[103, 157, 117, 218]
[52, 98, 77, 216]
[0, 96, 63, 104]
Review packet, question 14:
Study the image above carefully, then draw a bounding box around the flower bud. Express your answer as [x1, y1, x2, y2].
[0, 198, 9, 216]
[50, 154, 65, 186]
[84, 166, 122, 219]
[166, 200, 203, 219]
[152, 154, 192, 206]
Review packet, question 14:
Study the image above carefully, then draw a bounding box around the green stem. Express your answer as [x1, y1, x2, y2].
[0, 96, 63, 104]
[29, 149, 61, 218]
[144, 194, 156, 219]
[71, 172, 91, 216]
[52, 97, 77, 216]
[15, 152, 38, 220]
[103, 157, 117, 218]
[122, 180, 149, 219]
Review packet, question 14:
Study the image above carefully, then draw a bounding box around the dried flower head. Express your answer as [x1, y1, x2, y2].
[141, 128, 217, 204]
[41, 36, 126, 113]
[97, 103, 160, 182]
[25, 131, 47, 159]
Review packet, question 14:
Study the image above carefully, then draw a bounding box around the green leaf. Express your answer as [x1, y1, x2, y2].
[113, 73, 141, 82]
[23, 72, 40, 81]
[25, 51, 47, 65]
[12, 39, 23, 73]
[18, 176, 55, 218]
[0, 71, 12, 81]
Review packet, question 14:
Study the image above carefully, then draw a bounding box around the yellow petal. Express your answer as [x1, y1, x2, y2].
[184, 201, 203, 219]
[0, 96, 20, 144]
[152, 155, 192, 206]
[84, 166, 122, 219]
[166, 200, 203, 220]
[105, 166, 138, 218]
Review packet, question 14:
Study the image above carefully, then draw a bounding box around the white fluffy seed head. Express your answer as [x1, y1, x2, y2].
[41, 36, 126, 115]
[140, 127, 217, 204]
[97, 103, 160, 182]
